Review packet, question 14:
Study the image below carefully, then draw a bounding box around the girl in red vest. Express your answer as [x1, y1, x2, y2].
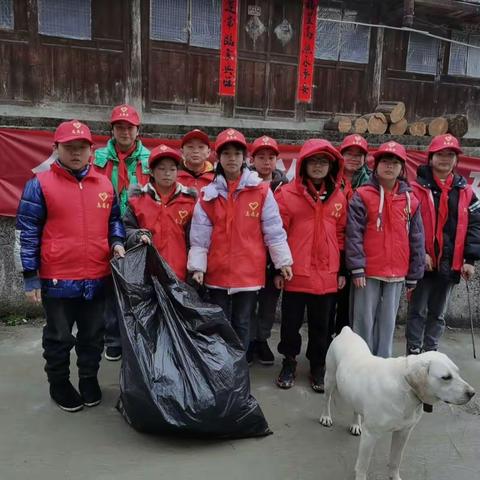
[346, 141, 425, 358]
[123, 145, 197, 281]
[406, 135, 480, 354]
[188, 128, 293, 350]
[274, 139, 347, 392]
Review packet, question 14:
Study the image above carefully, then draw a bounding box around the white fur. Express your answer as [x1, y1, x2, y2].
[319, 327, 475, 480]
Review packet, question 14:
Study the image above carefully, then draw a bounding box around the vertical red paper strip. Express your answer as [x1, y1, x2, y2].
[219, 0, 239, 96]
[297, 0, 319, 103]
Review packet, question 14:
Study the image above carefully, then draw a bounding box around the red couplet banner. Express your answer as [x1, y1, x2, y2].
[297, 0, 319, 103]
[1, 128, 480, 217]
[218, 0, 239, 96]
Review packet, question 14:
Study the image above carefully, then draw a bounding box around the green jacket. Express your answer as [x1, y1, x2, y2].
[351, 164, 372, 189]
[94, 139, 150, 215]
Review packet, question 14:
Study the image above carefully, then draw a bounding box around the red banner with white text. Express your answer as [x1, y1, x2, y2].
[219, 0, 239, 96]
[1, 128, 480, 217]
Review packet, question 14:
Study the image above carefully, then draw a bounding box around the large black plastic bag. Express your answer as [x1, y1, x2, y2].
[110, 244, 271, 438]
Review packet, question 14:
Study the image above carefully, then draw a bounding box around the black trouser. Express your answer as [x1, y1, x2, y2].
[104, 277, 121, 348]
[328, 278, 351, 337]
[42, 295, 106, 383]
[278, 291, 336, 369]
[208, 289, 257, 349]
[251, 275, 281, 342]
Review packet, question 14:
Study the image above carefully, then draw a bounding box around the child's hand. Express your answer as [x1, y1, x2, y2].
[338, 276, 346, 290]
[461, 264, 475, 281]
[113, 244, 125, 259]
[274, 275, 284, 290]
[192, 271, 204, 285]
[25, 289, 41, 303]
[280, 265, 293, 281]
[140, 234, 151, 245]
[353, 276, 366, 288]
[425, 254, 433, 271]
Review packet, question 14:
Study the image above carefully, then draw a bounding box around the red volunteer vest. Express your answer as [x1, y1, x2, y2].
[177, 169, 214, 192]
[357, 185, 419, 278]
[412, 182, 473, 271]
[128, 188, 195, 281]
[200, 182, 269, 288]
[37, 163, 114, 280]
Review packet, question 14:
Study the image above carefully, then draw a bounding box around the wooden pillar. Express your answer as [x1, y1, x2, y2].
[403, 0, 415, 27]
[26, 0, 42, 104]
[370, 27, 384, 110]
[126, 0, 143, 113]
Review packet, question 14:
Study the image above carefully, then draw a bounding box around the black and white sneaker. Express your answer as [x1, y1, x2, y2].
[105, 346, 122, 361]
[79, 377, 102, 407]
[276, 358, 297, 389]
[49, 380, 84, 412]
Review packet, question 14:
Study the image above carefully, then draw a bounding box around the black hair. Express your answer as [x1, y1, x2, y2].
[150, 156, 179, 171]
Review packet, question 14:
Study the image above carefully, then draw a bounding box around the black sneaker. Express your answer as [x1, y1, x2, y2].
[246, 341, 256, 366]
[79, 377, 102, 407]
[276, 358, 297, 389]
[310, 365, 325, 393]
[407, 346, 422, 355]
[49, 380, 83, 412]
[257, 341, 275, 365]
[105, 346, 122, 361]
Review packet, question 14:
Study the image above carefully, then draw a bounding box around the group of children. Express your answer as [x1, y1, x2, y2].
[15, 104, 480, 413]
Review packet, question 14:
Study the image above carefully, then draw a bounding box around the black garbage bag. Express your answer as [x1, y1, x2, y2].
[110, 244, 271, 438]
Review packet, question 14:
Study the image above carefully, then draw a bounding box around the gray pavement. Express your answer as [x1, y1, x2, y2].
[1, 323, 479, 480]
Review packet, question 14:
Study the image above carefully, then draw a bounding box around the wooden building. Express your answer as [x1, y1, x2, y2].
[1, 0, 480, 130]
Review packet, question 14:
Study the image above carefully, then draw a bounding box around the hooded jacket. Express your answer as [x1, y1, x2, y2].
[274, 139, 347, 295]
[346, 175, 425, 285]
[124, 182, 197, 281]
[187, 168, 292, 291]
[411, 164, 480, 282]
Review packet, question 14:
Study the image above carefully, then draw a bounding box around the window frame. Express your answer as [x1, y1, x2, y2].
[0, 0, 14, 31]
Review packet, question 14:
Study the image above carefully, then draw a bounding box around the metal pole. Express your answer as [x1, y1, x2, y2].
[465, 280, 477, 359]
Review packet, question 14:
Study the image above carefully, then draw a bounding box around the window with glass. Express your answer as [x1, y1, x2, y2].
[406, 32, 439, 75]
[449, 31, 480, 78]
[38, 0, 91, 40]
[315, 8, 371, 64]
[0, 0, 13, 30]
[150, 0, 221, 49]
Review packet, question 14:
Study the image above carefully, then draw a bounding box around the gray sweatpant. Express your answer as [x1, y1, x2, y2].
[405, 275, 454, 352]
[351, 278, 403, 358]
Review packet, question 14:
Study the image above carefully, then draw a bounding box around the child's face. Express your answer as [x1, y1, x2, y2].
[431, 149, 457, 176]
[152, 158, 178, 189]
[253, 148, 277, 179]
[55, 140, 92, 171]
[305, 155, 331, 182]
[343, 147, 365, 174]
[112, 121, 138, 150]
[376, 155, 403, 182]
[181, 138, 211, 168]
[219, 144, 244, 179]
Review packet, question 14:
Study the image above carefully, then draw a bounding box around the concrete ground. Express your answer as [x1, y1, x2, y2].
[1, 323, 479, 480]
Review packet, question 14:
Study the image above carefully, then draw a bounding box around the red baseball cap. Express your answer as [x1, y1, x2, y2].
[148, 144, 182, 169]
[373, 141, 408, 163]
[251, 136, 280, 156]
[427, 134, 462, 155]
[110, 104, 140, 126]
[54, 120, 93, 145]
[214, 128, 247, 153]
[181, 129, 210, 148]
[339, 134, 368, 155]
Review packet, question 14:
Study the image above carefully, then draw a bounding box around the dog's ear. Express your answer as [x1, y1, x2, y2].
[405, 360, 430, 402]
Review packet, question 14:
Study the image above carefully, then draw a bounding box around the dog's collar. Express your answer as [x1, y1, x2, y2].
[423, 403, 433, 413]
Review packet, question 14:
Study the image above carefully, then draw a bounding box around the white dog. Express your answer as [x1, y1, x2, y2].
[319, 327, 475, 480]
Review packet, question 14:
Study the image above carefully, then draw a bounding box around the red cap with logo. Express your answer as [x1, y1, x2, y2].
[339, 134, 368, 155]
[373, 141, 408, 163]
[427, 134, 462, 155]
[148, 144, 182, 169]
[54, 120, 93, 145]
[251, 135, 280, 156]
[214, 128, 247, 153]
[110, 104, 141, 126]
[181, 129, 210, 148]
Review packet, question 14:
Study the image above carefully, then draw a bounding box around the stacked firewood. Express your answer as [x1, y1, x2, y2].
[323, 102, 468, 138]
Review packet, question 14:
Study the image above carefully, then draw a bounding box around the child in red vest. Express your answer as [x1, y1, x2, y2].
[188, 128, 292, 350]
[123, 144, 197, 281]
[16, 120, 125, 412]
[274, 139, 347, 392]
[346, 141, 425, 358]
[406, 135, 480, 354]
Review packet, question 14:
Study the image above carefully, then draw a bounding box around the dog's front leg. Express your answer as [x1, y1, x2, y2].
[387, 426, 415, 480]
[319, 390, 333, 426]
[354, 428, 380, 480]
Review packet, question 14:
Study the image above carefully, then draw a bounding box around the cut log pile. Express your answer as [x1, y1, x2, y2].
[322, 101, 468, 138]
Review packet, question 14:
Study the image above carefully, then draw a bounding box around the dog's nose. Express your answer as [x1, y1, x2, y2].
[466, 389, 475, 399]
